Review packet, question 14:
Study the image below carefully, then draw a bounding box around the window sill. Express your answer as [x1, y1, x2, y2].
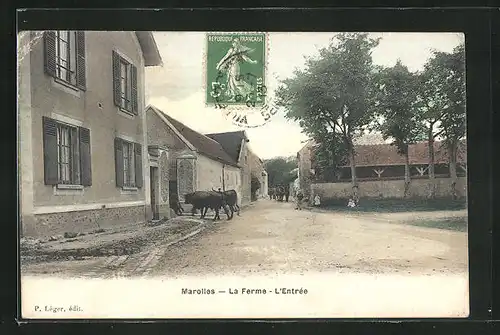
[118, 108, 136, 119]
[121, 186, 139, 195]
[54, 78, 79, 91]
[53, 184, 85, 196]
[122, 186, 138, 191]
[57, 184, 84, 190]
[52, 78, 81, 98]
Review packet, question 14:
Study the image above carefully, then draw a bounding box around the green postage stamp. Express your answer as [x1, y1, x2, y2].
[205, 33, 267, 108]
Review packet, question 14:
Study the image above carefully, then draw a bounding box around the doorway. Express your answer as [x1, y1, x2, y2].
[150, 166, 159, 220]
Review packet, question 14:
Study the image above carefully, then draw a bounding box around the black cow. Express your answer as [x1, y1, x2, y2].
[213, 188, 240, 217]
[184, 191, 231, 221]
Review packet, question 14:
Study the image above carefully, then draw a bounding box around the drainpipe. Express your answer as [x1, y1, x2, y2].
[222, 164, 226, 191]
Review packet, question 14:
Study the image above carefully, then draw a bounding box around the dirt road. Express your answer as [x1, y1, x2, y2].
[22, 199, 468, 279]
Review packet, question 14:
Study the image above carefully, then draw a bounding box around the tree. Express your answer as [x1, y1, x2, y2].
[311, 133, 348, 182]
[263, 157, 298, 188]
[276, 33, 380, 199]
[438, 44, 466, 199]
[372, 60, 426, 197]
[418, 43, 465, 198]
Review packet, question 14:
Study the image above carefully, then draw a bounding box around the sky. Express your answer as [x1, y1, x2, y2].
[145, 32, 464, 160]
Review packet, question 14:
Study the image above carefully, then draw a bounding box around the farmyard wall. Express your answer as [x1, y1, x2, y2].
[311, 177, 467, 200]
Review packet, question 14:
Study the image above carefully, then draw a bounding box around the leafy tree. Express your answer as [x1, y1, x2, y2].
[311, 134, 348, 182]
[439, 44, 466, 199]
[372, 60, 426, 197]
[276, 33, 380, 199]
[263, 157, 298, 188]
[418, 43, 466, 198]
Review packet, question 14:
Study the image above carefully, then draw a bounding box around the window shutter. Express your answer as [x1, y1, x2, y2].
[75, 31, 86, 90]
[79, 127, 92, 186]
[134, 142, 143, 188]
[131, 64, 138, 115]
[43, 31, 57, 78]
[71, 127, 80, 184]
[112, 51, 121, 107]
[42, 116, 58, 185]
[114, 138, 124, 187]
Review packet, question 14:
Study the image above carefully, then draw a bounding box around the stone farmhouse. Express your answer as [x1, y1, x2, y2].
[19, 31, 162, 237]
[145, 105, 242, 219]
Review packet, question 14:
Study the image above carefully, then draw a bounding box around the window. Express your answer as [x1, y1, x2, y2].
[55, 31, 77, 85]
[122, 141, 136, 187]
[112, 51, 138, 115]
[43, 31, 86, 90]
[56, 122, 80, 184]
[114, 138, 143, 189]
[43, 116, 92, 187]
[120, 60, 132, 111]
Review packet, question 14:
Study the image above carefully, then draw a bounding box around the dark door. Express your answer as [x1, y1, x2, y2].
[150, 166, 159, 220]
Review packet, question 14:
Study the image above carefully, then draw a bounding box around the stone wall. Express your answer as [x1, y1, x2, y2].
[177, 156, 196, 202]
[310, 177, 468, 200]
[24, 205, 146, 238]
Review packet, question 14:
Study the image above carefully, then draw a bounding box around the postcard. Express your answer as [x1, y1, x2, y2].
[18, 30, 468, 318]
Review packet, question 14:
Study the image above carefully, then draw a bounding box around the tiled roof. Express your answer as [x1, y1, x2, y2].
[341, 140, 467, 167]
[161, 113, 239, 167]
[205, 131, 248, 163]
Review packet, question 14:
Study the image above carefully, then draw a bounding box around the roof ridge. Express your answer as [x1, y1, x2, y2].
[162, 111, 224, 145]
[150, 106, 238, 166]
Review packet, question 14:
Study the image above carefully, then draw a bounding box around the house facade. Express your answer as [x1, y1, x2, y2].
[18, 31, 162, 237]
[146, 106, 242, 209]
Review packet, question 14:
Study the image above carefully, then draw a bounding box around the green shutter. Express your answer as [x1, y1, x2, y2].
[43, 31, 57, 78]
[134, 142, 143, 188]
[79, 127, 92, 186]
[112, 51, 121, 107]
[131, 64, 138, 115]
[75, 31, 86, 90]
[42, 116, 58, 185]
[115, 138, 124, 187]
[71, 127, 80, 184]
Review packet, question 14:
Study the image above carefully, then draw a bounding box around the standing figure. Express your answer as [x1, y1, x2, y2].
[313, 194, 321, 207]
[284, 186, 290, 202]
[295, 189, 304, 210]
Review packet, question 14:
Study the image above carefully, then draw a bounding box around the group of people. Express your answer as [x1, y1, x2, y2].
[269, 186, 323, 210]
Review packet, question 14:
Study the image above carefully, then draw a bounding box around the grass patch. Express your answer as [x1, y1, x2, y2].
[319, 197, 467, 213]
[403, 216, 468, 232]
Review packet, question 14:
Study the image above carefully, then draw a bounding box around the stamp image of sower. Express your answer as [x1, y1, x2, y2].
[206, 33, 275, 128]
